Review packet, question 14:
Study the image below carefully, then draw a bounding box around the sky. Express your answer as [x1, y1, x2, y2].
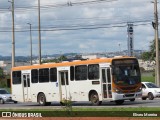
[0, 0, 159, 56]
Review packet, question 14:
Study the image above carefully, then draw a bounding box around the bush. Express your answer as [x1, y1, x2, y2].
[0, 80, 7, 88]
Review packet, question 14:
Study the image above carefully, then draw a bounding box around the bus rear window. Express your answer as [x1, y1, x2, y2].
[12, 71, 21, 84]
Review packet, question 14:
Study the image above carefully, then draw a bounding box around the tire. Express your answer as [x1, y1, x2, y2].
[148, 93, 154, 100]
[130, 98, 135, 102]
[14, 101, 18, 104]
[90, 91, 102, 106]
[46, 102, 51, 106]
[38, 93, 47, 106]
[0, 99, 4, 104]
[142, 97, 147, 100]
[60, 101, 65, 106]
[115, 100, 124, 105]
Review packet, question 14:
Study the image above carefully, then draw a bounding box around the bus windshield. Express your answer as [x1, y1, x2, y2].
[112, 59, 141, 85]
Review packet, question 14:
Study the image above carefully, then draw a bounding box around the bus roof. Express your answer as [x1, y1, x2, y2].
[11, 56, 136, 71]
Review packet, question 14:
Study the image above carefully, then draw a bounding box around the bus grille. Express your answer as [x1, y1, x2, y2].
[120, 86, 137, 90]
[125, 94, 135, 97]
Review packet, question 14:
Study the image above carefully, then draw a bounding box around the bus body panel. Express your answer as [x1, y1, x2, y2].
[12, 84, 24, 102]
[69, 80, 102, 101]
[30, 82, 60, 102]
[11, 57, 141, 105]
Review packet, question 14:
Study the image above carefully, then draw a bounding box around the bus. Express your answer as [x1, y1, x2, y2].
[11, 56, 142, 106]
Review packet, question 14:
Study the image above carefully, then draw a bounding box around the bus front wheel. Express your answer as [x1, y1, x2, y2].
[130, 98, 135, 102]
[89, 91, 102, 106]
[115, 100, 124, 105]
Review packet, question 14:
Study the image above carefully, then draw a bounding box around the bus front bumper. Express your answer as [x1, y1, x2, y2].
[112, 92, 142, 100]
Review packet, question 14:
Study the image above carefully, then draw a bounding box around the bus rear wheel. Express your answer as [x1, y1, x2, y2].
[90, 91, 102, 106]
[38, 93, 51, 106]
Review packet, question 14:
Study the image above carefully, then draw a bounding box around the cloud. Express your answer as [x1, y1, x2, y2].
[0, 0, 158, 56]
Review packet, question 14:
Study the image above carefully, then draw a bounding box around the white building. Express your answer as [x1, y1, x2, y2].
[0, 61, 30, 75]
[82, 54, 105, 60]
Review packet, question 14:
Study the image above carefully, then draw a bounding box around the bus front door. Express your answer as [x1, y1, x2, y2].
[59, 71, 70, 102]
[101, 68, 112, 99]
[22, 74, 31, 102]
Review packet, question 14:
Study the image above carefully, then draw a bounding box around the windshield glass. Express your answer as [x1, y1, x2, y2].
[145, 83, 159, 88]
[0, 90, 9, 94]
[112, 59, 141, 85]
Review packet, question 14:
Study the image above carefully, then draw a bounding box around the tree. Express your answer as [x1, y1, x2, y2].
[141, 52, 151, 61]
[0, 67, 7, 88]
[0, 67, 4, 79]
[42, 55, 67, 63]
[141, 38, 160, 61]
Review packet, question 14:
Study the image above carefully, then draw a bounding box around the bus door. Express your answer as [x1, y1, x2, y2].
[22, 73, 31, 102]
[101, 68, 112, 99]
[59, 71, 70, 101]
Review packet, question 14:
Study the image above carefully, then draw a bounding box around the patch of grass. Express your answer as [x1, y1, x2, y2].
[141, 76, 155, 83]
[0, 107, 160, 117]
[1, 107, 160, 112]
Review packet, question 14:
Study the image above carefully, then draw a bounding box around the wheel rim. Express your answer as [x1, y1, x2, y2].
[39, 96, 44, 104]
[148, 93, 153, 100]
[91, 94, 98, 103]
[0, 99, 3, 104]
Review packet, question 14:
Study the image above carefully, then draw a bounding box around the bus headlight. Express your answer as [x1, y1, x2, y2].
[114, 88, 122, 94]
[137, 87, 142, 92]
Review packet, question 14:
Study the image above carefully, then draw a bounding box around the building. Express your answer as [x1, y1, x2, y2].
[0, 61, 30, 75]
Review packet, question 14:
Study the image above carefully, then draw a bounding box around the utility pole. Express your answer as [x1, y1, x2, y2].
[38, 0, 41, 64]
[27, 23, 33, 65]
[127, 23, 134, 56]
[153, 0, 160, 86]
[118, 43, 121, 55]
[11, 0, 15, 67]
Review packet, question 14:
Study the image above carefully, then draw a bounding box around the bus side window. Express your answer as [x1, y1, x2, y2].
[66, 72, 69, 85]
[61, 72, 65, 85]
[70, 66, 74, 81]
[102, 69, 106, 83]
[108, 84, 112, 98]
[27, 75, 30, 87]
[75, 65, 87, 81]
[31, 69, 38, 83]
[50, 68, 57, 82]
[12, 71, 21, 84]
[23, 75, 27, 87]
[107, 69, 111, 83]
[88, 64, 99, 80]
[39, 68, 49, 83]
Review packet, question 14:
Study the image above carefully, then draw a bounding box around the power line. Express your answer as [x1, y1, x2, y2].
[0, 19, 153, 32]
[0, 0, 117, 12]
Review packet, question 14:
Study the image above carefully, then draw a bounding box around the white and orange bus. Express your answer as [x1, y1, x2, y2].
[11, 56, 142, 106]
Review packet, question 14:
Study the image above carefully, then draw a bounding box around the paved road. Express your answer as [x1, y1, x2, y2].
[0, 98, 160, 109]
